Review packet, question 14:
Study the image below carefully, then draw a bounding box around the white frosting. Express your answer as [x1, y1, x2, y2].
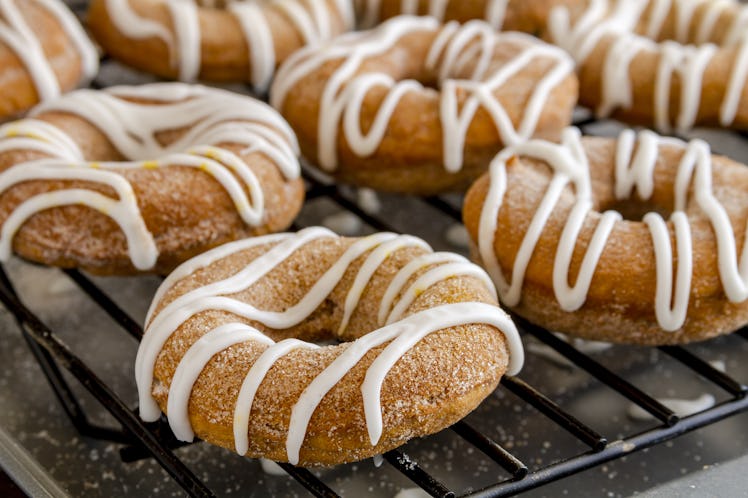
[549, 0, 748, 130]
[0, 83, 300, 270]
[477, 127, 748, 333]
[138, 227, 524, 464]
[0, 0, 98, 102]
[358, 0, 509, 29]
[104, 0, 353, 90]
[271, 16, 573, 174]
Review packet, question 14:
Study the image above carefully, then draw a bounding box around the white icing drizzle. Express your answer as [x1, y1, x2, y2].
[234, 338, 318, 456]
[0, 0, 97, 101]
[138, 227, 524, 464]
[0, 83, 300, 270]
[168, 322, 274, 441]
[271, 16, 573, 173]
[358, 0, 509, 29]
[549, 0, 748, 130]
[104, 0, 354, 90]
[477, 127, 748, 333]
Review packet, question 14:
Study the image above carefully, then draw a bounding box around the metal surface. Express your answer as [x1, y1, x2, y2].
[0, 2, 747, 497]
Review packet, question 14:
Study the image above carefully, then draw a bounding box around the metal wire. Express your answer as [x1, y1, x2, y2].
[0, 2, 746, 496]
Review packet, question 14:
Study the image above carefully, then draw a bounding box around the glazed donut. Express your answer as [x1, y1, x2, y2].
[137, 227, 523, 466]
[271, 16, 577, 194]
[87, 0, 354, 91]
[0, 0, 98, 120]
[463, 127, 748, 345]
[356, 0, 583, 36]
[0, 83, 304, 275]
[549, 0, 748, 131]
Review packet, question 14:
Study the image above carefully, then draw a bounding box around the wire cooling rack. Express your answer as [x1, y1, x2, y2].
[0, 2, 747, 497]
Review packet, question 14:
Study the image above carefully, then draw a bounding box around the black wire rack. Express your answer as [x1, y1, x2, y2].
[2, 141, 748, 497]
[1, 2, 748, 497]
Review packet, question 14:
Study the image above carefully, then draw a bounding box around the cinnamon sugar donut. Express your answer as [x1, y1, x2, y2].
[0, 83, 304, 275]
[549, 0, 748, 131]
[464, 127, 748, 345]
[87, 0, 354, 91]
[357, 0, 583, 36]
[138, 227, 523, 466]
[271, 16, 577, 195]
[0, 0, 98, 120]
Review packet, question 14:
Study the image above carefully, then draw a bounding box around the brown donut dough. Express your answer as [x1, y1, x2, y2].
[0, 85, 304, 275]
[550, 0, 748, 129]
[0, 0, 96, 120]
[357, 0, 586, 37]
[463, 135, 748, 345]
[271, 18, 578, 195]
[145, 232, 517, 466]
[86, 0, 352, 84]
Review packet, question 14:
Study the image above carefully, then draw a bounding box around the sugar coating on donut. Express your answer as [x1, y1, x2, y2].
[271, 16, 575, 174]
[139, 227, 524, 465]
[470, 127, 748, 341]
[0, 0, 98, 103]
[0, 83, 301, 272]
[549, 0, 748, 131]
[97, 0, 355, 90]
[358, 0, 511, 29]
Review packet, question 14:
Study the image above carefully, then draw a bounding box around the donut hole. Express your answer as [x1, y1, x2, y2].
[600, 198, 672, 221]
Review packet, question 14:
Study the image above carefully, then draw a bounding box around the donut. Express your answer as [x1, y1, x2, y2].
[87, 0, 355, 92]
[463, 127, 748, 345]
[137, 227, 524, 466]
[270, 16, 577, 195]
[0, 0, 98, 120]
[548, 0, 748, 131]
[0, 83, 304, 275]
[356, 0, 582, 36]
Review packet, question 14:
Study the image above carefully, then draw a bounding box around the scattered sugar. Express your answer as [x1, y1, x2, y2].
[527, 334, 612, 368]
[445, 223, 470, 248]
[322, 211, 362, 235]
[708, 360, 726, 373]
[259, 459, 287, 476]
[357, 187, 381, 214]
[627, 394, 716, 421]
[526, 342, 574, 369]
[393, 487, 431, 498]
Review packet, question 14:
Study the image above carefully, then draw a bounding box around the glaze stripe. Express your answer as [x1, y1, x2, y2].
[271, 16, 573, 173]
[0, 84, 300, 271]
[140, 228, 524, 464]
[549, 0, 748, 131]
[104, 0, 354, 90]
[0, 0, 98, 102]
[477, 126, 748, 332]
[167, 323, 275, 442]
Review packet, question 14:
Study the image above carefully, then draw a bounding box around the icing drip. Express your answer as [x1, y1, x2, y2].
[358, 0, 509, 29]
[0, 83, 300, 270]
[138, 227, 524, 464]
[104, 0, 354, 90]
[549, 0, 748, 131]
[271, 16, 573, 173]
[478, 127, 748, 332]
[0, 0, 98, 101]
